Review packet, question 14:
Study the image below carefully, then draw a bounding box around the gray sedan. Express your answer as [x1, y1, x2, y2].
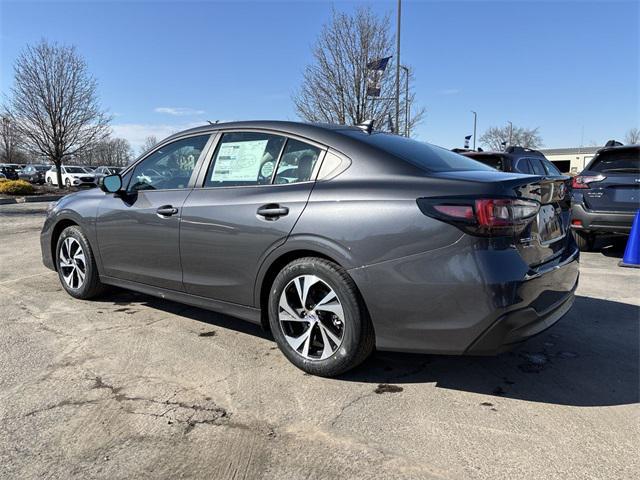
[40, 121, 579, 376]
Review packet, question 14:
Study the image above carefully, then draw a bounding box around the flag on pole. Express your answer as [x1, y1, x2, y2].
[366, 56, 392, 97]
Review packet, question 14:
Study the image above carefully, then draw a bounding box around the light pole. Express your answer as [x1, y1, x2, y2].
[395, 0, 401, 134]
[471, 111, 477, 150]
[507, 121, 513, 149]
[401, 65, 409, 137]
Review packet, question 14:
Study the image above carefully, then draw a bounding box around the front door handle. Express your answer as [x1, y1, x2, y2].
[156, 205, 179, 217]
[257, 204, 289, 219]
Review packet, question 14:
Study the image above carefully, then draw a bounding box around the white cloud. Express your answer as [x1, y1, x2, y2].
[438, 88, 460, 95]
[110, 122, 204, 150]
[154, 107, 206, 116]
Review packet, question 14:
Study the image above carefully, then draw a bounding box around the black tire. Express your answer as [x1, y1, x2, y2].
[268, 257, 375, 377]
[572, 230, 594, 252]
[65, 178, 71, 188]
[56, 225, 106, 299]
[46, 177, 52, 185]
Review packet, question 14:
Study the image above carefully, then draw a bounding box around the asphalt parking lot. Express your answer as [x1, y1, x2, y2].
[0, 202, 638, 480]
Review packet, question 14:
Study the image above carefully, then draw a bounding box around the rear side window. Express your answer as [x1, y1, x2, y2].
[205, 132, 286, 187]
[529, 158, 547, 175]
[274, 139, 322, 184]
[588, 148, 640, 173]
[514, 158, 533, 174]
[343, 132, 494, 172]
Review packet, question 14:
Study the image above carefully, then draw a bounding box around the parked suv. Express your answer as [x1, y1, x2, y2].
[19, 164, 50, 184]
[45, 166, 96, 188]
[570, 142, 640, 251]
[460, 146, 566, 178]
[0, 164, 19, 180]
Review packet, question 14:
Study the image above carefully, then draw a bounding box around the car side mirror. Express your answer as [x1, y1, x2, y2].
[100, 174, 122, 193]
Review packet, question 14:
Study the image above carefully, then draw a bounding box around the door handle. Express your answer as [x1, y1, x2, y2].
[257, 204, 289, 218]
[156, 205, 179, 217]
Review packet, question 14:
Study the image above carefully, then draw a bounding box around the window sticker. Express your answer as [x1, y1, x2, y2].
[211, 140, 268, 181]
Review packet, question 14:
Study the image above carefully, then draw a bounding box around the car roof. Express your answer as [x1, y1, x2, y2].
[163, 120, 380, 154]
[595, 144, 639, 155]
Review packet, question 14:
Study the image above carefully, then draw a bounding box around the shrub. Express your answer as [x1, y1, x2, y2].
[0, 178, 8, 183]
[0, 179, 35, 195]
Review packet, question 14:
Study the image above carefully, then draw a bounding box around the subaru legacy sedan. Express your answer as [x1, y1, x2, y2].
[41, 121, 579, 376]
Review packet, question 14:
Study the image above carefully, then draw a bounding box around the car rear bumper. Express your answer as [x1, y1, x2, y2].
[348, 236, 579, 355]
[571, 203, 635, 234]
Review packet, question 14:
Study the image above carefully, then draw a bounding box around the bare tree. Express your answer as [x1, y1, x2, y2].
[624, 128, 640, 145]
[480, 124, 543, 151]
[139, 135, 158, 156]
[0, 113, 23, 164]
[6, 40, 110, 188]
[77, 136, 132, 167]
[293, 7, 424, 136]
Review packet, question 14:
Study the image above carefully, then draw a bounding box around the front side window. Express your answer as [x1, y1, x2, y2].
[205, 132, 285, 187]
[274, 139, 322, 184]
[129, 135, 209, 191]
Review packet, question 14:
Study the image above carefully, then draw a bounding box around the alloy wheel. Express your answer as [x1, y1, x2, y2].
[59, 237, 86, 289]
[278, 275, 345, 361]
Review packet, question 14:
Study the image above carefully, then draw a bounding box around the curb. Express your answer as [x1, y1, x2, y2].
[0, 194, 66, 205]
[21, 194, 67, 203]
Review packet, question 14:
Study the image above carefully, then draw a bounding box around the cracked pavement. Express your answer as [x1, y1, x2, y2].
[0, 203, 638, 479]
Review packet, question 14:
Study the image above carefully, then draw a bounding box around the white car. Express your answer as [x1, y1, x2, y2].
[45, 166, 96, 188]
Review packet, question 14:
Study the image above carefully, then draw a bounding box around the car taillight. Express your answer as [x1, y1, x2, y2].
[417, 197, 540, 236]
[571, 174, 606, 189]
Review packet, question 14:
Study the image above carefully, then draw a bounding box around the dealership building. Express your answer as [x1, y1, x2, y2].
[539, 146, 602, 174]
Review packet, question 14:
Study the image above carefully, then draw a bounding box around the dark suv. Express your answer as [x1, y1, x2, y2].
[570, 142, 640, 251]
[460, 146, 566, 178]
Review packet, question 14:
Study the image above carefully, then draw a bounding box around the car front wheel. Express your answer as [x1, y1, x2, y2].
[268, 257, 375, 377]
[56, 226, 106, 299]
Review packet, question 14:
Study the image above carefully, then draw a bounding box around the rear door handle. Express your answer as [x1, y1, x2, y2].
[257, 204, 289, 218]
[156, 205, 179, 217]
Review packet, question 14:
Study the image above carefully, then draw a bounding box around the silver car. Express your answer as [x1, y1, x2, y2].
[41, 121, 579, 376]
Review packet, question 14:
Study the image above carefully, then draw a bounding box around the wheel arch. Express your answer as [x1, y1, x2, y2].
[50, 218, 80, 270]
[257, 249, 341, 330]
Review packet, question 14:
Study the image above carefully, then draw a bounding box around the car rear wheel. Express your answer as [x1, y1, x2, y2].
[46, 177, 52, 185]
[56, 226, 106, 299]
[572, 230, 594, 252]
[268, 257, 375, 377]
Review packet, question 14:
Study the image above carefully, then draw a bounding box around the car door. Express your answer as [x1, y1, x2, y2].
[180, 131, 325, 306]
[95, 134, 213, 290]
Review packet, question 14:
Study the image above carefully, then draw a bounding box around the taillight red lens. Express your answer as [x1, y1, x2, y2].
[572, 174, 606, 189]
[417, 197, 540, 236]
[433, 204, 474, 220]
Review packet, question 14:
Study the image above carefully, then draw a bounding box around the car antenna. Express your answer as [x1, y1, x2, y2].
[207, 120, 220, 125]
[355, 119, 374, 134]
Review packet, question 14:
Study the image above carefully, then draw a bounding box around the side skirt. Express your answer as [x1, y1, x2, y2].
[100, 275, 262, 325]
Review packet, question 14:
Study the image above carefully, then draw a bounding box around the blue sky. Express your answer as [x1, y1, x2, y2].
[1, 0, 638, 150]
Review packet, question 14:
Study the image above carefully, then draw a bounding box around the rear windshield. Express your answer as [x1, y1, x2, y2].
[342, 131, 494, 172]
[589, 148, 640, 173]
[463, 153, 505, 171]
